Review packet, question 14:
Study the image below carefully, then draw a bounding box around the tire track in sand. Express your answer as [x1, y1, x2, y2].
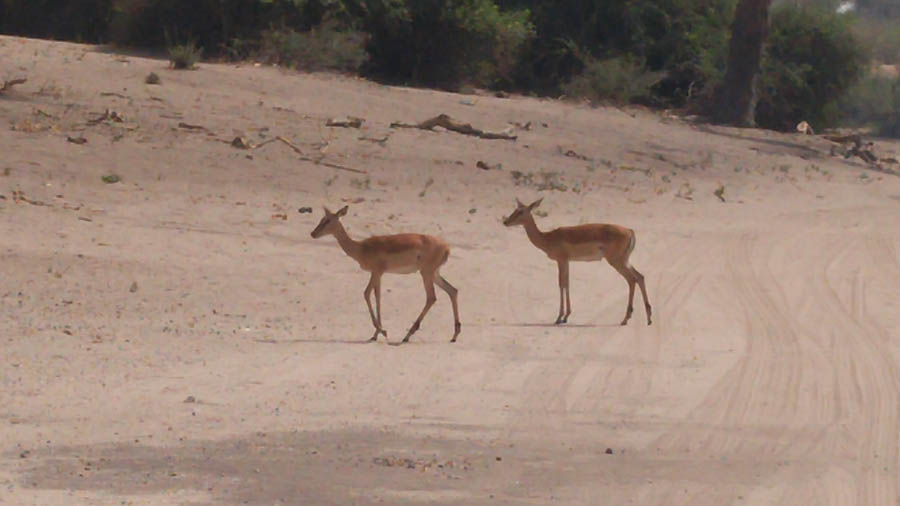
[496, 235, 706, 443]
[648, 228, 900, 505]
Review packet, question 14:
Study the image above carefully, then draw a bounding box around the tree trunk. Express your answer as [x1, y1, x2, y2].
[711, 0, 774, 126]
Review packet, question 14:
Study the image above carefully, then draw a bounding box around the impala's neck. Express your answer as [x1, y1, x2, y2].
[331, 221, 362, 260]
[521, 212, 548, 250]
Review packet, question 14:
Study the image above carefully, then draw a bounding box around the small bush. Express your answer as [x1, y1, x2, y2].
[562, 56, 665, 105]
[168, 41, 202, 70]
[145, 72, 161, 84]
[260, 26, 367, 73]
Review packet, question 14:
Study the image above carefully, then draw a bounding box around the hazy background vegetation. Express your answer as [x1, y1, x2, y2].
[1, 0, 897, 136]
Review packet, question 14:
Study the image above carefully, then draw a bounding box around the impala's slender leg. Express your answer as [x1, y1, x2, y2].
[435, 274, 461, 342]
[373, 272, 389, 336]
[610, 262, 636, 325]
[563, 266, 572, 323]
[402, 272, 437, 343]
[555, 260, 569, 324]
[631, 266, 652, 325]
[364, 271, 387, 341]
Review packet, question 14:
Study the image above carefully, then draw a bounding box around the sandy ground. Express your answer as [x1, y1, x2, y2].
[2, 35, 900, 505]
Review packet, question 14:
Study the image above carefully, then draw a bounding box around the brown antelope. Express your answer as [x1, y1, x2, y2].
[309, 205, 461, 343]
[503, 198, 651, 326]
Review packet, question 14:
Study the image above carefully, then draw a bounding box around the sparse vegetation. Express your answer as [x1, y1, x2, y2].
[840, 74, 900, 138]
[562, 57, 665, 105]
[145, 72, 160, 85]
[260, 26, 367, 74]
[168, 41, 202, 70]
[511, 170, 568, 192]
[714, 184, 725, 202]
[350, 177, 371, 190]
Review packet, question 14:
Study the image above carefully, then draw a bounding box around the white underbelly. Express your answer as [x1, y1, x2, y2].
[386, 264, 419, 274]
[570, 251, 605, 262]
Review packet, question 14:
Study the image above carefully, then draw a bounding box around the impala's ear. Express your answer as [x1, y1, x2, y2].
[528, 198, 543, 210]
[336, 205, 349, 217]
[515, 197, 524, 207]
[323, 206, 332, 215]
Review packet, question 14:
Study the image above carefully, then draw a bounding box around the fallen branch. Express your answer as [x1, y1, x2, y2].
[1, 78, 27, 94]
[178, 122, 207, 131]
[476, 160, 502, 171]
[326, 116, 364, 128]
[824, 133, 863, 148]
[87, 109, 124, 125]
[358, 134, 391, 146]
[391, 114, 517, 140]
[100, 91, 130, 99]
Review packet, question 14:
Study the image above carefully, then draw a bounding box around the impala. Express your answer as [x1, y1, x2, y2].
[309, 206, 461, 343]
[503, 198, 651, 326]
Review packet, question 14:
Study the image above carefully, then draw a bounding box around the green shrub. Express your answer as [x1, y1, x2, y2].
[754, 4, 868, 131]
[498, 0, 737, 103]
[362, 0, 533, 90]
[168, 41, 203, 69]
[840, 75, 900, 137]
[562, 56, 665, 105]
[260, 25, 368, 73]
[109, 0, 315, 51]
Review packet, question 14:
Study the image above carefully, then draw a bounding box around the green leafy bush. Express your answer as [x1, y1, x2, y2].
[755, 4, 868, 131]
[840, 75, 900, 138]
[362, 0, 533, 90]
[260, 25, 368, 73]
[562, 56, 665, 105]
[497, 0, 736, 103]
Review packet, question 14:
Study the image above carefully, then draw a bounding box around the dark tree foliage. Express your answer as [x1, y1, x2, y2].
[855, 0, 900, 17]
[497, 0, 736, 103]
[0, 0, 872, 133]
[756, 4, 867, 130]
[361, 0, 532, 90]
[1, 0, 113, 42]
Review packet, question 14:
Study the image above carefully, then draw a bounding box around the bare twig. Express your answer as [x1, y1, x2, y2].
[178, 122, 207, 131]
[358, 134, 391, 145]
[235, 135, 366, 174]
[100, 91, 130, 99]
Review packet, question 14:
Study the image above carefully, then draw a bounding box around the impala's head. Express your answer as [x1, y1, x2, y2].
[310, 205, 348, 238]
[503, 198, 542, 227]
